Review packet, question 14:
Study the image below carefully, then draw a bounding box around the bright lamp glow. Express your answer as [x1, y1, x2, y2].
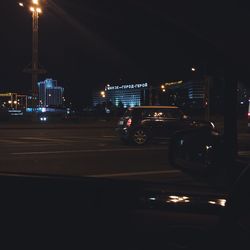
[32, 0, 39, 4]
[30, 6, 35, 12]
[19, 2, 24, 7]
[36, 8, 42, 13]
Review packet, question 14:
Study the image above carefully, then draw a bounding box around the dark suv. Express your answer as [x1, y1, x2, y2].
[117, 106, 215, 145]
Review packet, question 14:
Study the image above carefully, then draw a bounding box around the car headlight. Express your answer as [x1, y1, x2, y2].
[40, 117, 48, 122]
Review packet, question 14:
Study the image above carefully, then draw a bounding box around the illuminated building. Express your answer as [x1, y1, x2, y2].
[93, 83, 148, 108]
[159, 80, 205, 109]
[38, 79, 64, 107]
[185, 81, 205, 100]
[0, 93, 28, 110]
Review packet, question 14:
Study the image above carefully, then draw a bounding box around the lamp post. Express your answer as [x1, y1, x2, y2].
[19, 1, 45, 112]
[31, 2, 41, 110]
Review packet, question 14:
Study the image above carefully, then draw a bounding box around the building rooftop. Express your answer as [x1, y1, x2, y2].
[132, 106, 179, 109]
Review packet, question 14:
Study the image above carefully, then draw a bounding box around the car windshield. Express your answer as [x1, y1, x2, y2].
[0, 1, 249, 195]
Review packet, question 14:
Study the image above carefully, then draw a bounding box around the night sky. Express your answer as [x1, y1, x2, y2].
[1, 1, 250, 107]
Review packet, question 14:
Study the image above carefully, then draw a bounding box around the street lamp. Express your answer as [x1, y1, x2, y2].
[191, 67, 196, 72]
[160, 84, 166, 93]
[18, 1, 45, 112]
[100, 91, 106, 98]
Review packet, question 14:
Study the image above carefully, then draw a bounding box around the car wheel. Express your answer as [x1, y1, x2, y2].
[132, 129, 149, 145]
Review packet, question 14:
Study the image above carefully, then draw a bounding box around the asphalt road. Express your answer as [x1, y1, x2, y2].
[0, 127, 249, 183]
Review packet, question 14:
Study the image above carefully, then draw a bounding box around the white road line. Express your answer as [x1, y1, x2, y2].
[239, 151, 250, 156]
[56, 136, 116, 141]
[87, 170, 181, 178]
[62, 136, 116, 139]
[238, 133, 250, 137]
[0, 139, 24, 144]
[11, 147, 167, 156]
[19, 137, 78, 143]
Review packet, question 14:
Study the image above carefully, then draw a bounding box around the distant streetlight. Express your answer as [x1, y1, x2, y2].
[19, 2, 24, 7]
[191, 67, 196, 72]
[100, 91, 106, 98]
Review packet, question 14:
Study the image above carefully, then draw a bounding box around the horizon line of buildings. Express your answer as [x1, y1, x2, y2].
[92, 79, 250, 113]
[0, 78, 64, 112]
[0, 78, 249, 113]
[93, 80, 207, 110]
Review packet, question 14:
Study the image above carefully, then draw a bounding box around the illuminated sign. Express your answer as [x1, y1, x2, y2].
[162, 81, 183, 87]
[0, 93, 18, 97]
[105, 83, 148, 91]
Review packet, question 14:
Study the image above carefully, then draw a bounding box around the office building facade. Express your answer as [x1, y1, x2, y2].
[93, 83, 148, 108]
[38, 79, 64, 108]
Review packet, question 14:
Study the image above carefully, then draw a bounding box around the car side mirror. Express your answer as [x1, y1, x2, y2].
[169, 127, 223, 178]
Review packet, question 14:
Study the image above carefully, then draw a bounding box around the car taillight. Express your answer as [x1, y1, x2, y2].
[126, 118, 132, 127]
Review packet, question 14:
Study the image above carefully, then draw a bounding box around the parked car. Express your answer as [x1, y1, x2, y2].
[116, 106, 215, 145]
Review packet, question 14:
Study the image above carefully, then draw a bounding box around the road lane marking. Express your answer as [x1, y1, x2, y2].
[0, 139, 25, 144]
[53, 136, 117, 142]
[238, 133, 250, 137]
[239, 151, 250, 156]
[87, 170, 181, 178]
[11, 147, 167, 156]
[19, 137, 78, 143]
